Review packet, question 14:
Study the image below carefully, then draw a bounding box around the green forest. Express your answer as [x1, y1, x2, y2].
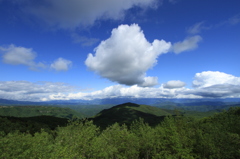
[0, 104, 240, 159]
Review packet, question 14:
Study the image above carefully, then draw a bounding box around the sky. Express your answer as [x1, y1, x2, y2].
[0, 0, 240, 101]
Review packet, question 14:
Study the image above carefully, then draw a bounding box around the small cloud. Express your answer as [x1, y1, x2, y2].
[85, 24, 171, 87]
[50, 58, 72, 71]
[163, 80, 186, 89]
[0, 44, 46, 70]
[172, 35, 202, 54]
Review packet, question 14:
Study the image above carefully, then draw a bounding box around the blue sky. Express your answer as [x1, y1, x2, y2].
[0, 0, 240, 101]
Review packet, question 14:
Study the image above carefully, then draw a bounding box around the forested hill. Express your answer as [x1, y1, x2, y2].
[88, 102, 180, 129]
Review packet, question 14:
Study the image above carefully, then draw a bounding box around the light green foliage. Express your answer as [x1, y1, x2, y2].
[99, 123, 139, 158]
[0, 130, 54, 159]
[52, 120, 99, 158]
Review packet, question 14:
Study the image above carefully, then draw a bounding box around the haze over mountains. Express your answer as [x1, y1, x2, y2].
[1, 97, 240, 105]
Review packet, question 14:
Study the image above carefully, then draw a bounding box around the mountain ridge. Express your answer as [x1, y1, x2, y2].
[88, 102, 179, 129]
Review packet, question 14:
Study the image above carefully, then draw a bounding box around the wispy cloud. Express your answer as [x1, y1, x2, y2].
[187, 21, 210, 34]
[227, 14, 240, 25]
[187, 14, 240, 35]
[172, 35, 202, 54]
[71, 33, 99, 46]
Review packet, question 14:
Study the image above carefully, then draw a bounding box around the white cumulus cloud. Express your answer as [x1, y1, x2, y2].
[85, 24, 171, 87]
[172, 35, 202, 54]
[163, 80, 186, 89]
[50, 58, 72, 71]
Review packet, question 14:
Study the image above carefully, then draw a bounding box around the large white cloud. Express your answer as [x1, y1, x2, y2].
[172, 35, 202, 54]
[17, 0, 158, 29]
[0, 44, 46, 70]
[85, 24, 171, 87]
[50, 57, 72, 71]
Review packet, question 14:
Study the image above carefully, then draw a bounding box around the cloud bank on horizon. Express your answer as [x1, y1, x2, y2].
[0, 71, 240, 101]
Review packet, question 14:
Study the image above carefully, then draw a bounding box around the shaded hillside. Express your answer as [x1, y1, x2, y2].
[0, 115, 69, 135]
[0, 106, 84, 119]
[59, 104, 114, 117]
[89, 102, 180, 129]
